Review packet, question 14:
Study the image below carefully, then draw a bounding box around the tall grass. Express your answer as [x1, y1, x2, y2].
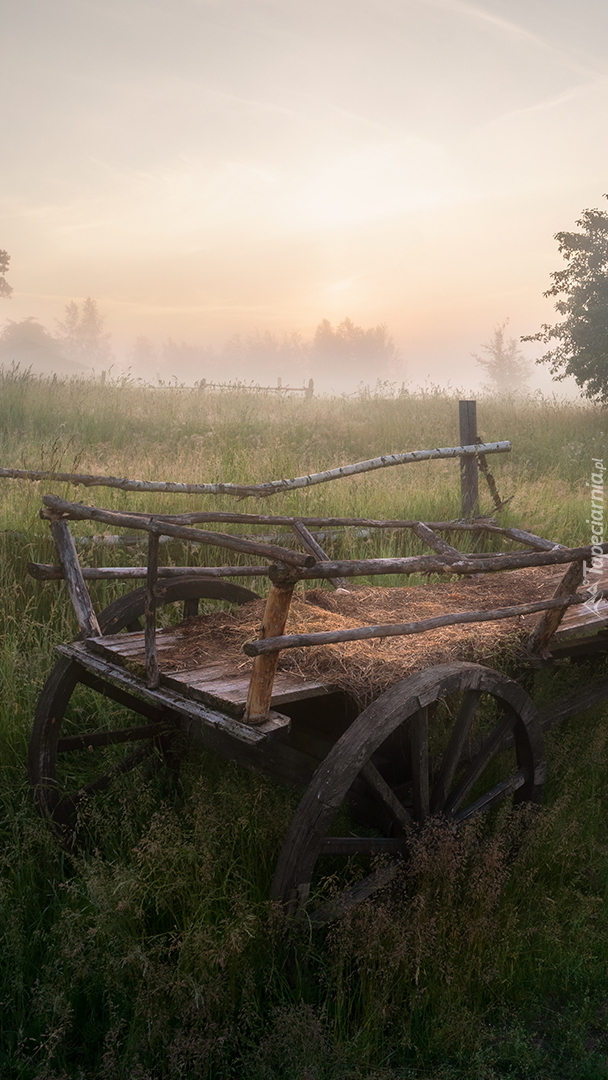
[1, 370, 608, 1077]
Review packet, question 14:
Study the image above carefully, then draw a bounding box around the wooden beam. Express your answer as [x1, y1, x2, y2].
[145, 532, 160, 688]
[291, 520, 349, 590]
[265, 540, 608, 582]
[411, 521, 462, 557]
[527, 559, 584, 658]
[459, 400, 479, 519]
[2, 438, 511, 498]
[41, 495, 315, 569]
[243, 587, 608, 655]
[50, 519, 101, 637]
[244, 565, 298, 724]
[27, 563, 270, 581]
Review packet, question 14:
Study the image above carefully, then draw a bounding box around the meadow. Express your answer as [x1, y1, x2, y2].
[1, 366, 608, 1079]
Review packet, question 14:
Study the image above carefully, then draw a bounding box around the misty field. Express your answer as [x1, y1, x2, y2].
[2, 368, 608, 1079]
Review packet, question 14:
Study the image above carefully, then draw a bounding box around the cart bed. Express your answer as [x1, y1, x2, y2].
[550, 569, 608, 644]
[85, 630, 335, 719]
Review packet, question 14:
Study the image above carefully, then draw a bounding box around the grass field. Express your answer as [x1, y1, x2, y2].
[1, 367, 608, 1079]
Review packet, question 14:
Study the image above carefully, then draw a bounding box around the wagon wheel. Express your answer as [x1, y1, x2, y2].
[271, 661, 545, 924]
[29, 576, 259, 843]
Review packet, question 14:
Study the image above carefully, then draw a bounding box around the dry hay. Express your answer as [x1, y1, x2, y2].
[153, 566, 566, 707]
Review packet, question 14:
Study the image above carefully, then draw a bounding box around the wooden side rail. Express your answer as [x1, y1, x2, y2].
[2, 439, 511, 499]
[41, 496, 316, 570]
[243, 587, 608, 657]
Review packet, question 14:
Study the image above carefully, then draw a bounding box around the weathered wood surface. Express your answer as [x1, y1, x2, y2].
[411, 521, 462, 557]
[28, 562, 270, 580]
[527, 560, 584, 657]
[145, 532, 160, 688]
[245, 568, 298, 724]
[41, 496, 316, 569]
[27, 551, 545, 582]
[270, 662, 543, 917]
[50, 519, 101, 637]
[102, 511, 505, 530]
[488, 526, 565, 552]
[266, 540, 608, 582]
[244, 588, 608, 655]
[459, 400, 479, 519]
[476, 452, 508, 512]
[537, 673, 608, 731]
[3, 440, 510, 498]
[59, 643, 291, 743]
[84, 629, 333, 719]
[291, 520, 349, 590]
[550, 568, 608, 640]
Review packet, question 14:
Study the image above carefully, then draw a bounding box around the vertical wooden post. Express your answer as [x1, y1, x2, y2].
[305, 378, 314, 399]
[459, 399, 479, 520]
[527, 559, 584, 658]
[50, 519, 101, 638]
[244, 564, 298, 724]
[145, 531, 160, 688]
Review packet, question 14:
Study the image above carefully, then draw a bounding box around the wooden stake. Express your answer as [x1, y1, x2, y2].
[411, 521, 462, 557]
[459, 400, 479, 519]
[244, 565, 298, 724]
[50, 519, 101, 638]
[527, 559, 584, 658]
[291, 520, 349, 590]
[145, 531, 160, 688]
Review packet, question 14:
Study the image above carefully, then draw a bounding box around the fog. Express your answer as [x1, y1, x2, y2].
[2, 0, 608, 396]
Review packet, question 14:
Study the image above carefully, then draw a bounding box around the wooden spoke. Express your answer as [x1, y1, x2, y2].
[443, 709, 516, 816]
[58, 722, 167, 752]
[307, 861, 404, 926]
[410, 706, 430, 822]
[430, 689, 481, 813]
[183, 597, 200, 619]
[320, 837, 408, 856]
[68, 742, 157, 803]
[360, 759, 415, 833]
[272, 662, 544, 923]
[455, 769, 526, 822]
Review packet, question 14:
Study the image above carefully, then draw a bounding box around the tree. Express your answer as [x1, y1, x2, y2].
[0, 317, 73, 372]
[310, 317, 399, 382]
[0, 250, 12, 299]
[523, 197, 608, 402]
[56, 297, 111, 368]
[473, 321, 531, 393]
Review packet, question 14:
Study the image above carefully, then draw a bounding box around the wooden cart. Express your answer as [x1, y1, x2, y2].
[27, 492, 608, 924]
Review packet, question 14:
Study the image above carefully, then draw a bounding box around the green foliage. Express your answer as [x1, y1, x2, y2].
[473, 321, 532, 394]
[0, 248, 12, 299]
[56, 298, 112, 370]
[524, 198, 608, 402]
[0, 376, 608, 1076]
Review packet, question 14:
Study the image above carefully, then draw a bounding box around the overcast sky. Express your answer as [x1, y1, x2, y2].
[2, 0, 608, 388]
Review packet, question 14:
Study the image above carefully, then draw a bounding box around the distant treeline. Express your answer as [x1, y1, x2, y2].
[0, 304, 401, 387]
[137, 317, 400, 386]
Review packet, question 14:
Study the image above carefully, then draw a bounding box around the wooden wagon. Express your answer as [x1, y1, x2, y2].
[26, 461, 608, 924]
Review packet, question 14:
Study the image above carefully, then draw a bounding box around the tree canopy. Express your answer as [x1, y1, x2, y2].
[310, 318, 398, 382]
[473, 321, 531, 394]
[523, 197, 608, 402]
[0, 250, 12, 299]
[56, 298, 111, 368]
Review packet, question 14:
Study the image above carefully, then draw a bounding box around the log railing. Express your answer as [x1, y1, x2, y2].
[38, 493, 608, 722]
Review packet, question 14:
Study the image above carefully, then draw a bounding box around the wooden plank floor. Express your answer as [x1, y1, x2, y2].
[86, 629, 334, 719]
[551, 569, 608, 644]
